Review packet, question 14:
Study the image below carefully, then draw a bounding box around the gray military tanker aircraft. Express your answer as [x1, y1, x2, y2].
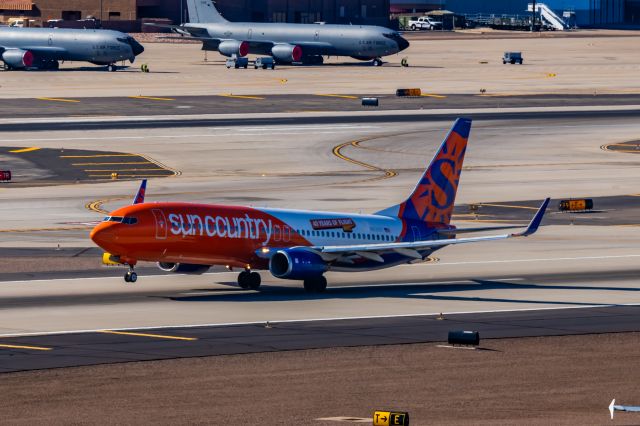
[155, 0, 409, 66]
[0, 27, 144, 71]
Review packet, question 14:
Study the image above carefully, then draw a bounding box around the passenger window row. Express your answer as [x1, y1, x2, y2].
[294, 228, 395, 242]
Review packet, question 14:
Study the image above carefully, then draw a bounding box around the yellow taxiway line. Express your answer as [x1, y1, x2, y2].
[83, 168, 165, 172]
[315, 94, 359, 99]
[0, 226, 91, 233]
[332, 139, 397, 181]
[9, 147, 40, 153]
[128, 96, 175, 101]
[60, 154, 137, 159]
[37, 97, 80, 103]
[420, 94, 447, 99]
[99, 330, 197, 341]
[220, 94, 265, 100]
[478, 203, 540, 211]
[72, 162, 153, 166]
[88, 174, 172, 178]
[0, 343, 52, 351]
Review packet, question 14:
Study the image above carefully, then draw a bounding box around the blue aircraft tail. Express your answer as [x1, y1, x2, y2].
[375, 118, 472, 225]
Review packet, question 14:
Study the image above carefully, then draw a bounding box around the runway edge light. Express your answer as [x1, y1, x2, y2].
[373, 411, 409, 426]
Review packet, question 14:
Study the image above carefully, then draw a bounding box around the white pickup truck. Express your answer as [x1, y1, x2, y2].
[408, 16, 442, 31]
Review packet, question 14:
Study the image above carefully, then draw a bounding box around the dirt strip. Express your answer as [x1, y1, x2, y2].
[1, 333, 638, 425]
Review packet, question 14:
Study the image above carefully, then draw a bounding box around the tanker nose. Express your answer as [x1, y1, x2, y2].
[131, 39, 145, 56]
[397, 36, 410, 52]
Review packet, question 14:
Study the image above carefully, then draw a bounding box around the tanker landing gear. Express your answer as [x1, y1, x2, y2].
[372, 58, 383, 67]
[238, 269, 261, 290]
[107, 64, 117, 72]
[124, 266, 138, 283]
[302, 55, 324, 65]
[303, 276, 327, 293]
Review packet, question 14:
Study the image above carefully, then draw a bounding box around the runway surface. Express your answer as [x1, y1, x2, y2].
[1, 105, 639, 132]
[1, 106, 639, 374]
[2, 94, 640, 120]
[1, 305, 638, 373]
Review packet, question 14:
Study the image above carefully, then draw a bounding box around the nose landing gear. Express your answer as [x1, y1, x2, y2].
[238, 269, 261, 290]
[124, 266, 137, 283]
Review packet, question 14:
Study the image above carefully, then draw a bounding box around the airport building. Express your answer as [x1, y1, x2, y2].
[391, 0, 640, 26]
[0, 0, 391, 28]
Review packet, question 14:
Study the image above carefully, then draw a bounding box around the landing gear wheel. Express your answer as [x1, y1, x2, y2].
[124, 271, 137, 283]
[248, 272, 261, 290]
[303, 276, 327, 293]
[372, 58, 383, 67]
[108, 64, 117, 72]
[237, 271, 250, 289]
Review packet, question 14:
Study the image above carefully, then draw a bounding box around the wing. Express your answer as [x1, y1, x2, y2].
[436, 225, 524, 237]
[145, 23, 333, 55]
[307, 198, 550, 263]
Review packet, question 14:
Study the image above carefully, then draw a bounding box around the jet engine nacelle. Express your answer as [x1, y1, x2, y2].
[271, 44, 302, 63]
[157, 262, 211, 275]
[2, 49, 34, 69]
[218, 40, 249, 57]
[269, 248, 328, 280]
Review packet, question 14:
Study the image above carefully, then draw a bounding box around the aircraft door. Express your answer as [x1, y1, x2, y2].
[151, 209, 168, 240]
[48, 34, 53, 46]
[314, 30, 320, 41]
[247, 28, 253, 40]
[412, 226, 421, 242]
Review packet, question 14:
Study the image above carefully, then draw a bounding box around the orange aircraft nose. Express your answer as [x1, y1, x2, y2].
[90, 222, 114, 249]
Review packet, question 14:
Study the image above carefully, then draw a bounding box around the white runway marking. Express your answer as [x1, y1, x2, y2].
[0, 303, 637, 339]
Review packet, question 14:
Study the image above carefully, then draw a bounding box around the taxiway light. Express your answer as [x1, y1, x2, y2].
[373, 411, 409, 426]
[0, 170, 11, 182]
[558, 199, 593, 212]
[111, 172, 119, 180]
[448, 330, 480, 346]
[362, 97, 379, 107]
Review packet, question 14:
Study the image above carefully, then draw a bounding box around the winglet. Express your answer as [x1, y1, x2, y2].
[513, 198, 550, 237]
[132, 179, 147, 205]
[609, 399, 616, 420]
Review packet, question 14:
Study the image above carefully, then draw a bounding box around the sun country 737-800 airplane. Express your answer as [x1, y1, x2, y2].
[90, 119, 550, 293]
[149, 0, 409, 66]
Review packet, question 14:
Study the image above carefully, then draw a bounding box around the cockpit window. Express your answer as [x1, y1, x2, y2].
[102, 216, 137, 225]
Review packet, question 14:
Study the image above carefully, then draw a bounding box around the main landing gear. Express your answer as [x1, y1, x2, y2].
[372, 57, 383, 67]
[238, 269, 261, 290]
[124, 266, 138, 283]
[303, 276, 327, 293]
[107, 64, 118, 72]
